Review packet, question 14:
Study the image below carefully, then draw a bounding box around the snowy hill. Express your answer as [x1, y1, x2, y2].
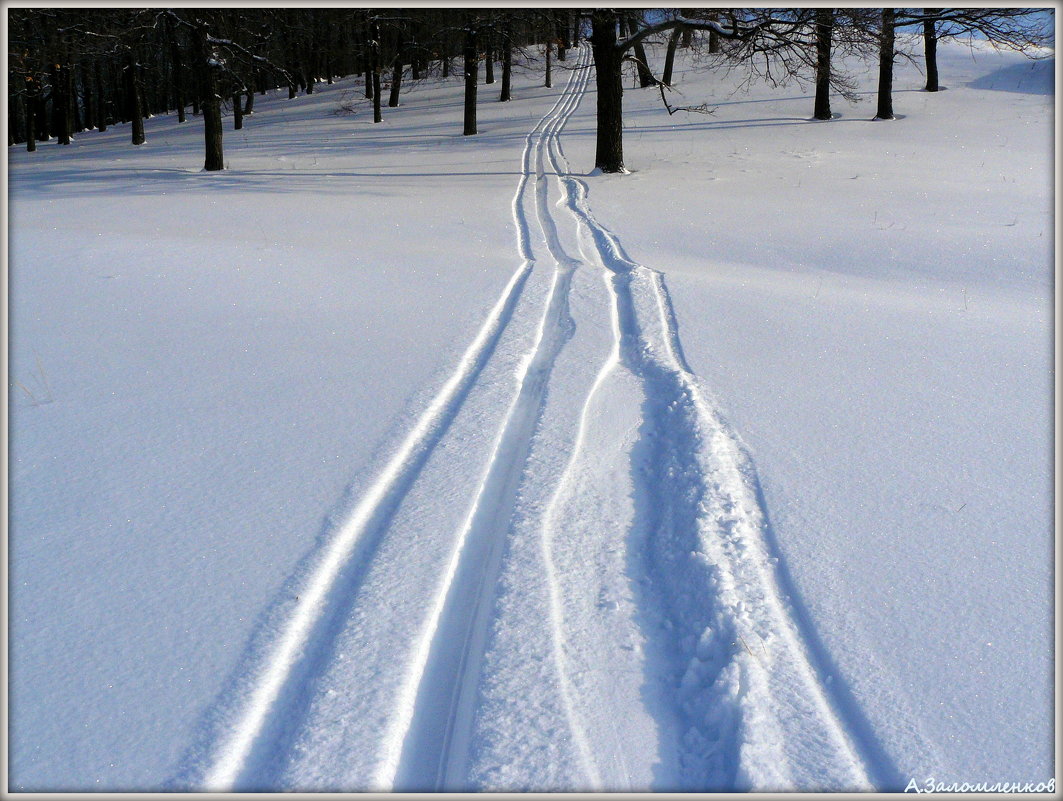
[7, 37, 1054, 792]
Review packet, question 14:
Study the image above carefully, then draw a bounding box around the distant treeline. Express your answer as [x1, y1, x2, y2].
[7, 9, 1052, 173]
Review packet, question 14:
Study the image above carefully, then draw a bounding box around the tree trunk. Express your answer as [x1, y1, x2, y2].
[485, 39, 495, 84]
[244, 77, 255, 114]
[82, 62, 95, 131]
[924, 17, 939, 92]
[389, 43, 403, 107]
[662, 28, 680, 86]
[591, 12, 625, 173]
[876, 8, 896, 119]
[545, 38, 552, 88]
[95, 60, 107, 131]
[373, 70, 382, 122]
[11, 91, 25, 145]
[709, 11, 720, 53]
[232, 92, 243, 130]
[371, 20, 382, 122]
[71, 65, 84, 133]
[681, 9, 693, 47]
[814, 8, 834, 120]
[195, 31, 223, 170]
[25, 81, 37, 152]
[129, 53, 146, 145]
[500, 19, 512, 101]
[630, 14, 657, 88]
[53, 64, 71, 145]
[463, 21, 478, 135]
[202, 76, 222, 169]
[556, 10, 568, 60]
[35, 91, 49, 140]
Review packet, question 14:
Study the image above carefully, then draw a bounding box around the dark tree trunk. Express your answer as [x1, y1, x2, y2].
[876, 8, 896, 120]
[680, 9, 693, 47]
[485, 44, 495, 84]
[95, 60, 107, 131]
[924, 17, 939, 92]
[82, 63, 95, 131]
[373, 70, 382, 122]
[52, 64, 71, 145]
[662, 28, 680, 86]
[232, 92, 243, 130]
[389, 42, 404, 107]
[11, 91, 25, 145]
[500, 19, 512, 101]
[629, 14, 657, 88]
[35, 91, 49, 140]
[463, 21, 477, 135]
[371, 20, 382, 122]
[545, 38, 552, 88]
[194, 30, 223, 170]
[72, 69, 84, 133]
[814, 8, 834, 120]
[202, 75, 222, 169]
[129, 53, 145, 145]
[25, 81, 37, 152]
[244, 78, 255, 114]
[556, 10, 568, 60]
[709, 11, 720, 53]
[591, 12, 625, 173]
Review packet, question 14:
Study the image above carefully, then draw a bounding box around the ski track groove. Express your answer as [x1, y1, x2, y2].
[383, 46, 596, 791]
[186, 40, 886, 793]
[188, 60, 581, 793]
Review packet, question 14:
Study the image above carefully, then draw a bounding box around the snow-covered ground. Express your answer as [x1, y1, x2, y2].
[7, 36, 1054, 792]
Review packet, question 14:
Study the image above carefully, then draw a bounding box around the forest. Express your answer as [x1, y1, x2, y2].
[7, 7, 1052, 173]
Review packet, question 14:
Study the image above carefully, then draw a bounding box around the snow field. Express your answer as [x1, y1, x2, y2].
[8, 32, 1053, 792]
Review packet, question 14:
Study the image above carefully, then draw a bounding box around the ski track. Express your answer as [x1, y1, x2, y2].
[180, 57, 582, 793]
[384, 46, 594, 791]
[543, 74, 880, 786]
[179, 42, 888, 792]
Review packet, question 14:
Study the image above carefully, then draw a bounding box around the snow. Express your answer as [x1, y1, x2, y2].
[7, 37, 1054, 792]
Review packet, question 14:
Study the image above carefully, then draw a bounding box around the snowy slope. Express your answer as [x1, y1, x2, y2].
[8, 37, 1054, 792]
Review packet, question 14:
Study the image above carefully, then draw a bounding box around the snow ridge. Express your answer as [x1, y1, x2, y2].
[545, 49, 875, 790]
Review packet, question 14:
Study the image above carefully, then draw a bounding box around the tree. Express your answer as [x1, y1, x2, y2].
[499, 15, 513, 101]
[588, 10, 797, 173]
[909, 8, 1052, 93]
[875, 8, 896, 120]
[462, 15, 479, 135]
[813, 8, 834, 120]
[871, 8, 1052, 118]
